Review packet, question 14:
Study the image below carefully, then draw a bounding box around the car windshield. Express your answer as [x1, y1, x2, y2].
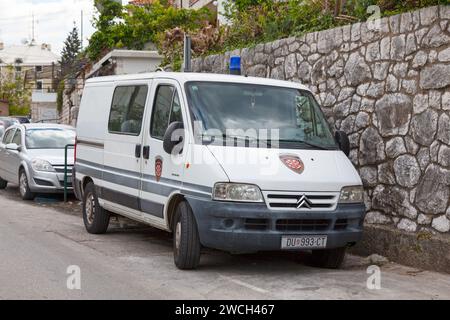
[25, 128, 75, 149]
[185, 82, 337, 149]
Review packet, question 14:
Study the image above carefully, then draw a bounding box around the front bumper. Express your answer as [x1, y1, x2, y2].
[28, 167, 73, 194]
[186, 196, 366, 253]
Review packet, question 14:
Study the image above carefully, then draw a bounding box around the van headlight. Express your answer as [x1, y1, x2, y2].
[213, 183, 264, 202]
[339, 186, 364, 203]
[32, 159, 55, 172]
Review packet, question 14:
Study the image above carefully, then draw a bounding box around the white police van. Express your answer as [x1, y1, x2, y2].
[74, 72, 365, 270]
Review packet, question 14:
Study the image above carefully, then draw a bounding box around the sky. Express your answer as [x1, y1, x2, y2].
[0, 0, 131, 57]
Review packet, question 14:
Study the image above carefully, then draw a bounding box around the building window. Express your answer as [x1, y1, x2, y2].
[35, 66, 42, 72]
[36, 81, 43, 90]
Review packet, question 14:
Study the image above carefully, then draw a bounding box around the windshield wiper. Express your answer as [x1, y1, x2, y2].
[278, 139, 330, 150]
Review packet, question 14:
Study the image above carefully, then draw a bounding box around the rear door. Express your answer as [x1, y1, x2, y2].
[102, 80, 151, 215]
[139, 79, 188, 228]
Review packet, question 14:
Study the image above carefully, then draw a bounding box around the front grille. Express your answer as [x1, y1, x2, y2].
[264, 191, 339, 211]
[244, 218, 269, 230]
[60, 180, 73, 188]
[276, 219, 330, 231]
[53, 165, 73, 173]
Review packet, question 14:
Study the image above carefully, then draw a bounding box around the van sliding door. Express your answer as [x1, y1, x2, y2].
[101, 80, 151, 216]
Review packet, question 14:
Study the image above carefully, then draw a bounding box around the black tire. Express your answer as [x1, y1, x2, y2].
[311, 247, 347, 269]
[82, 182, 110, 234]
[19, 169, 35, 200]
[173, 201, 201, 270]
[0, 177, 7, 189]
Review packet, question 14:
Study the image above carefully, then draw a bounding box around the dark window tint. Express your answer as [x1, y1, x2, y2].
[108, 85, 148, 135]
[12, 130, 21, 145]
[2, 129, 15, 144]
[150, 85, 183, 140]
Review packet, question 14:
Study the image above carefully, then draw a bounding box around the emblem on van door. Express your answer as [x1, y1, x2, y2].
[297, 194, 312, 209]
[155, 157, 163, 182]
[279, 154, 305, 174]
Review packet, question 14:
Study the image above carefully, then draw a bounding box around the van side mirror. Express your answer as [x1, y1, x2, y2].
[163, 122, 184, 155]
[335, 131, 350, 156]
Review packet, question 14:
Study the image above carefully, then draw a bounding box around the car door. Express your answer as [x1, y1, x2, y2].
[8, 128, 23, 184]
[102, 81, 151, 215]
[0, 128, 17, 181]
[139, 79, 188, 227]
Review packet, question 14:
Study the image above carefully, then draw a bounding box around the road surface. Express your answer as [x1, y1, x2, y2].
[0, 185, 449, 300]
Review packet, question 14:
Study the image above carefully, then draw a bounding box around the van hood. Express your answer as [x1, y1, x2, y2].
[206, 146, 362, 192]
[26, 149, 75, 166]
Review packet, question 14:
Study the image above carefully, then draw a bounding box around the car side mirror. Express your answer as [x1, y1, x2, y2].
[163, 122, 185, 155]
[6, 143, 20, 152]
[335, 131, 350, 156]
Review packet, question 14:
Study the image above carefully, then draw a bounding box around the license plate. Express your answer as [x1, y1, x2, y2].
[281, 235, 327, 249]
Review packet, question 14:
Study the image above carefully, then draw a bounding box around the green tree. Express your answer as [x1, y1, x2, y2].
[86, 0, 212, 62]
[0, 65, 31, 116]
[60, 26, 82, 77]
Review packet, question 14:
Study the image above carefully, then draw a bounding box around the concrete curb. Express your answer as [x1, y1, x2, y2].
[350, 225, 450, 274]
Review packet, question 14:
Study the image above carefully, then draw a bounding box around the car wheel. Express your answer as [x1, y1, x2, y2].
[19, 169, 35, 200]
[311, 247, 347, 269]
[0, 177, 7, 189]
[173, 201, 201, 270]
[82, 182, 110, 234]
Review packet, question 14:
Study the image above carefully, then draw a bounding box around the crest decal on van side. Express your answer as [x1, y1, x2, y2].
[155, 157, 163, 182]
[279, 154, 304, 174]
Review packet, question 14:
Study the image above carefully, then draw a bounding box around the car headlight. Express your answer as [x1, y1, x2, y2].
[31, 159, 55, 172]
[213, 183, 264, 202]
[339, 186, 364, 203]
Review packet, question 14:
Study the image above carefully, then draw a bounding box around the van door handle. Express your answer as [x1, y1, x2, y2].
[143, 146, 150, 159]
[135, 144, 141, 158]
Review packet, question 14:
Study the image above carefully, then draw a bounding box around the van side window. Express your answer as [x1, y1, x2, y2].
[12, 129, 21, 145]
[150, 85, 183, 140]
[108, 85, 148, 135]
[2, 129, 15, 144]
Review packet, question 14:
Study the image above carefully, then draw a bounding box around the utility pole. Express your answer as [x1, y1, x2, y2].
[80, 10, 84, 50]
[32, 12, 35, 43]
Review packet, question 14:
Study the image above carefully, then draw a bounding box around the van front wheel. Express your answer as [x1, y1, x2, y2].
[83, 182, 110, 234]
[311, 247, 347, 269]
[173, 201, 201, 270]
[0, 177, 7, 189]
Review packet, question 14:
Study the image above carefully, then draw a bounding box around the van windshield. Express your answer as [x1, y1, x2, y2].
[185, 82, 337, 149]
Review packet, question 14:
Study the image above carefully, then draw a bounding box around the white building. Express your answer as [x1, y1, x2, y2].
[0, 41, 59, 91]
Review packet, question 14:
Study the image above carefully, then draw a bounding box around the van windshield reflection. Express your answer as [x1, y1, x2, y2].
[185, 82, 337, 149]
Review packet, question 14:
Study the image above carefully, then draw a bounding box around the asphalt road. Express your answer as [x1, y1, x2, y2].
[1, 185, 450, 300]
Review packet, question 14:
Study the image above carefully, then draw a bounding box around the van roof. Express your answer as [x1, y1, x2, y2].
[85, 72, 311, 91]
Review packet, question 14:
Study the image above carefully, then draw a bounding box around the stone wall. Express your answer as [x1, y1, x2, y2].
[192, 6, 450, 235]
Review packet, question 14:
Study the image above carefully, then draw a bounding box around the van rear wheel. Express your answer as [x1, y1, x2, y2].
[0, 177, 7, 189]
[173, 201, 201, 270]
[83, 182, 110, 234]
[311, 247, 347, 269]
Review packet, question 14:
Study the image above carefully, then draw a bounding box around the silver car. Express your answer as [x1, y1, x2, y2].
[0, 124, 76, 200]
